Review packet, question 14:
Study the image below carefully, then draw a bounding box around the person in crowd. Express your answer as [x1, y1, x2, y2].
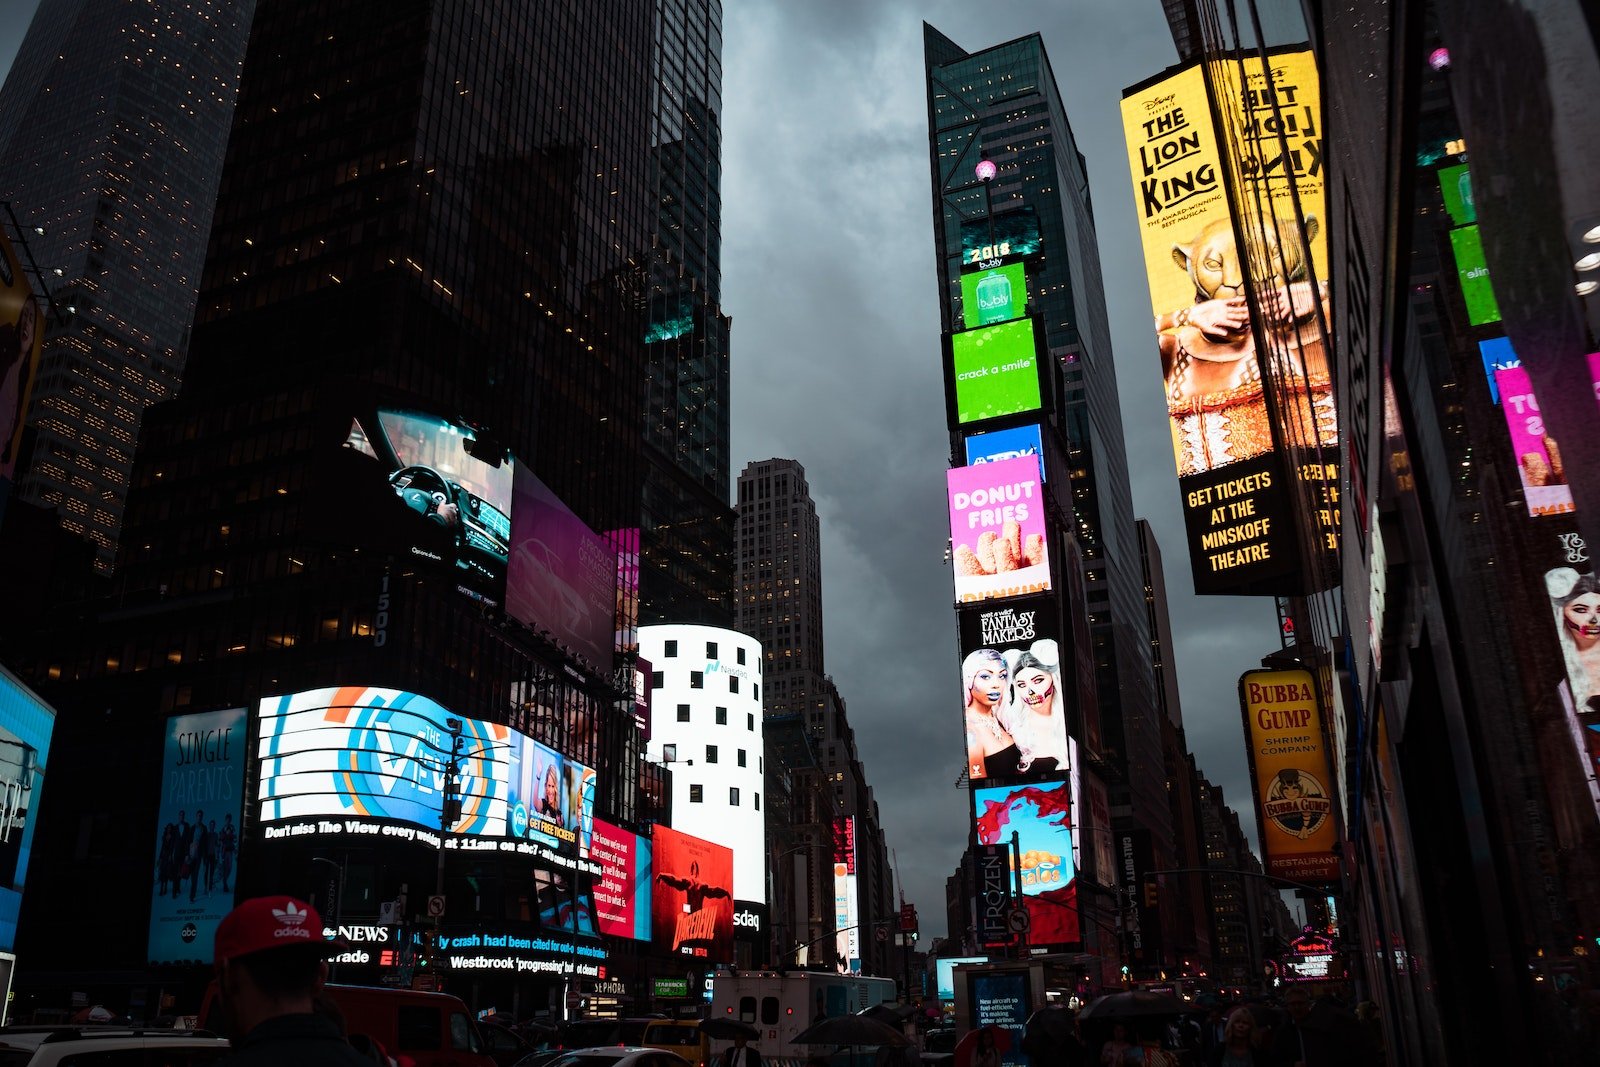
[1208, 1008, 1265, 1067]
[212, 896, 369, 1066]
[720, 1034, 762, 1067]
[963, 648, 1019, 779]
[1098, 1021, 1138, 1066]
[218, 814, 237, 893]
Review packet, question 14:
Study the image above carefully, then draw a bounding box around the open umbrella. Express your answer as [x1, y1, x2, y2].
[792, 1016, 910, 1048]
[69, 1005, 116, 1024]
[700, 1017, 762, 1041]
[953, 1025, 1011, 1067]
[1021, 1005, 1078, 1060]
[860, 1003, 917, 1026]
[1077, 991, 1185, 1021]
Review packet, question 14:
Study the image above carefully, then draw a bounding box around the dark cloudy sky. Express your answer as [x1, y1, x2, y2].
[717, 0, 1282, 940]
[0, 1, 1285, 942]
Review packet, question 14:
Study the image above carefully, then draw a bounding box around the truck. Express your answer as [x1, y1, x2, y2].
[708, 971, 898, 1067]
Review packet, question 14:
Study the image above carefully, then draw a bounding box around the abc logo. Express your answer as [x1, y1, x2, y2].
[733, 910, 761, 930]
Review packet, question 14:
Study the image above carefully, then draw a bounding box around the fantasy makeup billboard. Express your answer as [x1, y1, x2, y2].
[961, 263, 1028, 328]
[957, 598, 1065, 782]
[256, 686, 594, 856]
[0, 668, 51, 956]
[1496, 366, 1576, 518]
[507, 467, 617, 674]
[149, 707, 245, 965]
[1121, 52, 1334, 596]
[947, 318, 1045, 426]
[650, 824, 734, 961]
[965, 424, 1045, 483]
[1238, 669, 1340, 885]
[591, 818, 652, 941]
[947, 455, 1051, 604]
[972, 779, 1080, 949]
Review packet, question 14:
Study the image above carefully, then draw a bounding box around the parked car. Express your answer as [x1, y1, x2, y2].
[555, 1019, 662, 1050]
[481, 1021, 537, 1067]
[517, 1047, 690, 1067]
[641, 1020, 712, 1067]
[0, 1026, 230, 1066]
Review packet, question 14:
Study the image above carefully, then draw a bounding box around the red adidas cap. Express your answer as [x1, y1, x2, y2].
[214, 896, 338, 965]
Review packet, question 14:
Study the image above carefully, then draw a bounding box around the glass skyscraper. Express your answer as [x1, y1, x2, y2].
[0, 0, 255, 569]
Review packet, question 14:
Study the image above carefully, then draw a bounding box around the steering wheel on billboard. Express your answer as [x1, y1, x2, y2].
[389, 465, 459, 528]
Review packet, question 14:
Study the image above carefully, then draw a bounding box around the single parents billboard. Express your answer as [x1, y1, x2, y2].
[1238, 669, 1340, 885]
[0, 668, 52, 955]
[947, 317, 1044, 426]
[149, 707, 245, 965]
[591, 818, 652, 941]
[650, 825, 733, 961]
[972, 780, 1080, 949]
[508, 467, 617, 674]
[957, 598, 1066, 782]
[948, 455, 1051, 605]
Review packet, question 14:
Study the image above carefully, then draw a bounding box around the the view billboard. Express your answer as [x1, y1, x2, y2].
[149, 707, 245, 965]
[961, 263, 1028, 328]
[1449, 225, 1503, 326]
[958, 598, 1066, 782]
[0, 228, 41, 494]
[1120, 52, 1333, 596]
[591, 818, 652, 941]
[0, 668, 51, 954]
[948, 318, 1044, 426]
[651, 825, 734, 961]
[1238, 669, 1340, 885]
[1496, 366, 1576, 518]
[947, 455, 1051, 605]
[965, 424, 1045, 483]
[507, 467, 617, 674]
[256, 686, 595, 857]
[973, 780, 1080, 948]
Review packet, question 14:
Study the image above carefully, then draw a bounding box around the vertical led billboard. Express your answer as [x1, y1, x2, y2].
[1496, 366, 1576, 517]
[506, 732, 595, 855]
[1479, 337, 1519, 404]
[1546, 560, 1600, 822]
[968, 970, 1031, 1067]
[947, 455, 1051, 604]
[149, 707, 245, 965]
[0, 669, 51, 955]
[507, 467, 617, 674]
[972, 780, 1080, 948]
[590, 819, 652, 940]
[833, 817, 860, 971]
[947, 318, 1044, 425]
[651, 825, 733, 960]
[0, 229, 41, 490]
[961, 263, 1028, 328]
[1121, 52, 1334, 596]
[965, 424, 1045, 482]
[958, 598, 1065, 781]
[1238, 669, 1340, 884]
[1449, 225, 1503, 326]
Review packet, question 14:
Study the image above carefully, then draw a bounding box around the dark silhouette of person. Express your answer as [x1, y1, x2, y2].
[189, 808, 209, 901]
[656, 860, 730, 910]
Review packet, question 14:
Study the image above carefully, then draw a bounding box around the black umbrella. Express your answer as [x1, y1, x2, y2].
[1077, 991, 1186, 1021]
[792, 1015, 911, 1047]
[860, 1003, 917, 1026]
[1021, 1004, 1079, 1058]
[700, 1018, 762, 1041]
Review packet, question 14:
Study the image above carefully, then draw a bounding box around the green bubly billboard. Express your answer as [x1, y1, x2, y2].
[948, 317, 1044, 426]
[961, 263, 1028, 328]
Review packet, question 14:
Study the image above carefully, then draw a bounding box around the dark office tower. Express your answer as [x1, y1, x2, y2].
[1158, 0, 1308, 60]
[6, 0, 660, 1000]
[640, 0, 736, 628]
[923, 26, 1170, 852]
[0, 0, 255, 569]
[735, 458, 824, 714]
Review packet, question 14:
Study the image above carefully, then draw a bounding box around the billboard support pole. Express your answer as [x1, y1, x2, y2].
[434, 717, 462, 970]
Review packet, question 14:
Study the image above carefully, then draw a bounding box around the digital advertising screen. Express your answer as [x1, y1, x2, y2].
[972, 780, 1080, 948]
[591, 818, 652, 941]
[961, 263, 1028, 328]
[957, 598, 1066, 782]
[1546, 556, 1600, 826]
[1479, 337, 1519, 404]
[964, 424, 1045, 483]
[1085, 771, 1115, 887]
[947, 455, 1051, 605]
[0, 228, 41, 492]
[968, 970, 1031, 1067]
[0, 669, 51, 955]
[533, 867, 597, 936]
[149, 707, 245, 965]
[1176, 453, 1303, 595]
[948, 318, 1044, 426]
[935, 956, 988, 1002]
[833, 817, 859, 971]
[1238, 669, 1340, 885]
[1450, 225, 1503, 326]
[961, 207, 1042, 265]
[256, 686, 596, 858]
[1438, 163, 1475, 226]
[607, 528, 641, 656]
[1496, 366, 1576, 517]
[507, 467, 617, 674]
[650, 825, 734, 961]
[1117, 828, 1163, 966]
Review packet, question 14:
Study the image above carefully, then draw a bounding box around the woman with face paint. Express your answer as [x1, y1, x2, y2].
[1549, 569, 1600, 705]
[1004, 639, 1069, 774]
[963, 648, 1020, 780]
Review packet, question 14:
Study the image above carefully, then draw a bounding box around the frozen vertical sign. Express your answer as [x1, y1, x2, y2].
[148, 707, 247, 964]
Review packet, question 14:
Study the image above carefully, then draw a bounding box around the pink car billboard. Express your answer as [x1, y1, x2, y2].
[506, 467, 617, 672]
[948, 454, 1051, 604]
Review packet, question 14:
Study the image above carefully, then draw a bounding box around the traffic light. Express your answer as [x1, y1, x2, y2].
[1143, 878, 1159, 909]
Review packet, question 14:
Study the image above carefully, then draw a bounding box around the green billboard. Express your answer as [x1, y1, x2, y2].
[950, 318, 1043, 425]
[1449, 225, 1502, 326]
[1439, 164, 1475, 226]
[961, 263, 1028, 328]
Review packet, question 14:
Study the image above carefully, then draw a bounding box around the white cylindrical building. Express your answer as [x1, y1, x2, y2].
[640, 624, 766, 904]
